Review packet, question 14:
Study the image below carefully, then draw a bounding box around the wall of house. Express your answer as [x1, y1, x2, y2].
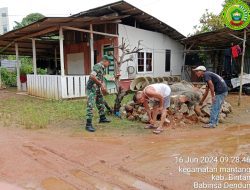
[64, 38, 118, 75]
[118, 24, 184, 79]
[64, 43, 90, 75]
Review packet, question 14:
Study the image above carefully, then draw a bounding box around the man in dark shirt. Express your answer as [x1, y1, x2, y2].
[193, 66, 228, 128]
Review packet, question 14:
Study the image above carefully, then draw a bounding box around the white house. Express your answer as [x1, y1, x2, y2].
[118, 24, 184, 79]
[0, 1, 185, 99]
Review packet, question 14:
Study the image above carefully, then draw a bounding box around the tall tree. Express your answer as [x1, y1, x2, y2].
[191, 0, 249, 35]
[192, 9, 224, 35]
[112, 38, 142, 114]
[14, 13, 45, 29]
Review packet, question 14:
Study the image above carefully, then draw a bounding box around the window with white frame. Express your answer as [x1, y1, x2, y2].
[137, 52, 153, 73]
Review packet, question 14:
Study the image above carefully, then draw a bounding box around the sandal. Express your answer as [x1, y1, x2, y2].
[153, 128, 164, 134]
[144, 124, 157, 129]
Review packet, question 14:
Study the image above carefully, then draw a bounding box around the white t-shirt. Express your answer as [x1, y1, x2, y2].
[144, 83, 171, 98]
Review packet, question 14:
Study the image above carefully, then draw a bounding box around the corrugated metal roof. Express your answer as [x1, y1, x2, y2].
[0, 15, 125, 56]
[182, 26, 250, 49]
[72, 1, 185, 40]
[0, 16, 124, 41]
[0, 0, 185, 56]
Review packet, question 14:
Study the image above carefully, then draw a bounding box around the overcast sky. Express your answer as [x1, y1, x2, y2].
[0, 0, 224, 36]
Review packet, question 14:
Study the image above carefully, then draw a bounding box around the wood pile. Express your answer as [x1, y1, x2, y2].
[121, 82, 232, 128]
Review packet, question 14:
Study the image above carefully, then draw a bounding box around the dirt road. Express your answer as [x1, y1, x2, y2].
[0, 91, 250, 190]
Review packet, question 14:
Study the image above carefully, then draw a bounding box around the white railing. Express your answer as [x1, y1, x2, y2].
[27, 75, 90, 99]
[27, 74, 116, 99]
[61, 75, 90, 98]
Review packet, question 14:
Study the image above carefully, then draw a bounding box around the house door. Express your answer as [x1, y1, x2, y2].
[67, 53, 84, 75]
[103, 45, 114, 75]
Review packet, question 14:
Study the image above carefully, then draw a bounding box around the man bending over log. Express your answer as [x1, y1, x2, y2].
[133, 83, 171, 134]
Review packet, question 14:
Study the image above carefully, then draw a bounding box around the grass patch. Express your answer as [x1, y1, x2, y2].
[0, 91, 145, 133]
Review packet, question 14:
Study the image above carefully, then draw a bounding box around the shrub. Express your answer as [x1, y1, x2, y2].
[0, 68, 17, 87]
[0, 61, 47, 87]
[37, 68, 47, 75]
[20, 62, 47, 75]
[20, 62, 33, 75]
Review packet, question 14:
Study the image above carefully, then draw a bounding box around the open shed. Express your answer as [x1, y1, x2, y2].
[0, 1, 185, 99]
[0, 15, 122, 99]
[181, 26, 250, 81]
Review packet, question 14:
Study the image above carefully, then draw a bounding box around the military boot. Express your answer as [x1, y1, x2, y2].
[85, 119, 96, 132]
[99, 115, 111, 123]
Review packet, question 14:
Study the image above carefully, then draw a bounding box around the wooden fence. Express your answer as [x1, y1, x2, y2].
[27, 75, 90, 99]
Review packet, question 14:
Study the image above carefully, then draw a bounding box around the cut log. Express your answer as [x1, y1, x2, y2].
[174, 112, 184, 120]
[179, 104, 189, 114]
[199, 117, 209, 124]
[127, 115, 135, 121]
[220, 112, 227, 118]
[201, 105, 211, 116]
[222, 102, 232, 113]
[125, 105, 134, 113]
[219, 116, 226, 123]
[140, 113, 149, 123]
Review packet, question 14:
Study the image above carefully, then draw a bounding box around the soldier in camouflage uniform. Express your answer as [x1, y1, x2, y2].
[85, 55, 111, 132]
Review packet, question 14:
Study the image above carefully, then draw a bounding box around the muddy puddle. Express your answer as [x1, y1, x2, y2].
[168, 125, 250, 189]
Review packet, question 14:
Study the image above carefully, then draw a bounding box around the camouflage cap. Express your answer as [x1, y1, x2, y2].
[102, 55, 112, 62]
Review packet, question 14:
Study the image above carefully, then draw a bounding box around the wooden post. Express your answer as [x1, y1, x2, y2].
[90, 24, 94, 70]
[0, 67, 2, 89]
[238, 29, 247, 106]
[15, 43, 21, 91]
[182, 45, 187, 80]
[54, 47, 57, 74]
[59, 27, 65, 76]
[32, 38, 37, 75]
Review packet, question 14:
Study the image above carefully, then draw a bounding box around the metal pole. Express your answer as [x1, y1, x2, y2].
[32, 38, 37, 75]
[15, 43, 21, 91]
[59, 27, 65, 76]
[238, 29, 247, 106]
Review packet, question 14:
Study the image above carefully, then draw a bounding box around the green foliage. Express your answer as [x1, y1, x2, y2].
[20, 62, 47, 75]
[191, 0, 250, 35]
[0, 68, 17, 87]
[0, 58, 47, 87]
[14, 13, 45, 29]
[192, 9, 224, 35]
[37, 68, 47, 75]
[20, 61, 33, 75]
[7, 55, 47, 75]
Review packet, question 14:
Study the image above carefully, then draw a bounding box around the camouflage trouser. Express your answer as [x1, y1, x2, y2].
[86, 87, 105, 120]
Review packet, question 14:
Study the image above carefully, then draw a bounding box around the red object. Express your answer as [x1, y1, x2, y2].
[231, 45, 239, 58]
[230, 20, 244, 26]
[236, 45, 241, 54]
[119, 79, 131, 91]
[20, 75, 27, 83]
